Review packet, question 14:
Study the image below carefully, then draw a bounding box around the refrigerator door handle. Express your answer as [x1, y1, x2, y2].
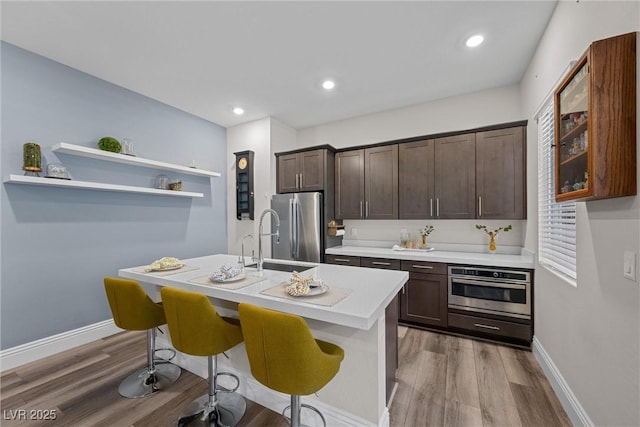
[289, 198, 295, 258]
[294, 198, 300, 259]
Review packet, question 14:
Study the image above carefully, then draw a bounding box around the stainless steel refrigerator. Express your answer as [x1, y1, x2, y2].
[271, 192, 324, 263]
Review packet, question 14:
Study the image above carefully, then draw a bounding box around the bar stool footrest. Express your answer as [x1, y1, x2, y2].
[282, 403, 327, 427]
[214, 371, 241, 393]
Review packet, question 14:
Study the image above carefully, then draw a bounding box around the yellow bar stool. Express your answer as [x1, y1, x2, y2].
[161, 287, 246, 427]
[103, 277, 181, 398]
[238, 303, 344, 427]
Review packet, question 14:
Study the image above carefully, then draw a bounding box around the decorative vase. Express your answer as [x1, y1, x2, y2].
[23, 142, 42, 175]
[420, 234, 427, 249]
[488, 233, 497, 252]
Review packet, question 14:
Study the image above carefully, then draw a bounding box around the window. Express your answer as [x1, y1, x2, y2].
[537, 99, 577, 284]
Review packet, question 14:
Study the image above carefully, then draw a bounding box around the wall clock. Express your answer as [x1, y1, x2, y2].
[234, 150, 254, 220]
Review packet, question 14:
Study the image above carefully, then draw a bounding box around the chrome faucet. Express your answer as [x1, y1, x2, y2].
[257, 208, 280, 271]
[240, 234, 256, 268]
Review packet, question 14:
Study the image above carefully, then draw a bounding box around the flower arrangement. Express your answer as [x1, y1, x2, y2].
[475, 224, 512, 252]
[420, 225, 434, 237]
[418, 225, 434, 249]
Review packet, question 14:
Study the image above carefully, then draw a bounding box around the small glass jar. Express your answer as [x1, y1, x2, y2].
[155, 174, 169, 190]
[400, 230, 410, 248]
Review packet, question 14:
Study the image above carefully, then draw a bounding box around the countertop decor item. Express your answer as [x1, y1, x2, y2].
[476, 224, 512, 253]
[45, 163, 70, 179]
[98, 136, 122, 153]
[419, 225, 435, 249]
[168, 181, 182, 191]
[121, 138, 135, 156]
[155, 174, 169, 190]
[22, 141, 42, 175]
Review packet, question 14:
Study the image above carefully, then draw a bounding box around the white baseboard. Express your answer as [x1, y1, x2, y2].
[0, 319, 120, 372]
[532, 336, 593, 427]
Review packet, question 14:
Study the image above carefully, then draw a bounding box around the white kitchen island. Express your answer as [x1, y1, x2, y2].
[119, 254, 408, 427]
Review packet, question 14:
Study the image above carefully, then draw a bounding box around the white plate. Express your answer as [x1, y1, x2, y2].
[210, 273, 246, 283]
[147, 264, 185, 272]
[304, 284, 329, 296]
[285, 282, 329, 297]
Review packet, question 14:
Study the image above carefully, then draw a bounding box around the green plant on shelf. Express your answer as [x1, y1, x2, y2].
[98, 136, 122, 153]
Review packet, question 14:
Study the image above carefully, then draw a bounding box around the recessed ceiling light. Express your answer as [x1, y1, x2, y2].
[233, 107, 245, 115]
[322, 80, 335, 90]
[466, 34, 484, 48]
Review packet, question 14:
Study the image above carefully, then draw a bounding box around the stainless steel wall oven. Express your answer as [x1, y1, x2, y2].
[448, 266, 531, 320]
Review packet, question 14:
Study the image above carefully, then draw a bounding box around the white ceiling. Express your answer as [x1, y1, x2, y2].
[1, 1, 557, 129]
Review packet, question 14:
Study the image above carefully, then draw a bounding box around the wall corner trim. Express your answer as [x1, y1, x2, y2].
[532, 336, 594, 427]
[0, 319, 120, 372]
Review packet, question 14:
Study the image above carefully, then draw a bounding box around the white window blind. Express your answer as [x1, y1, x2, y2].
[537, 99, 577, 282]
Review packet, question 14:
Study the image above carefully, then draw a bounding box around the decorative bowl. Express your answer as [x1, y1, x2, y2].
[169, 181, 182, 191]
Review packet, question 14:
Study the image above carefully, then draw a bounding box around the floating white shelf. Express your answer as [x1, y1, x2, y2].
[51, 142, 221, 178]
[4, 175, 204, 198]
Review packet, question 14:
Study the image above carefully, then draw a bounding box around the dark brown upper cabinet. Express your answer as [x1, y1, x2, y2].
[335, 150, 365, 219]
[336, 145, 398, 219]
[434, 134, 476, 219]
[277, 148, 331, 193]
[554, 32, 636, 202]
[399, 140, 436, 219]
[476, 127, 526, 219]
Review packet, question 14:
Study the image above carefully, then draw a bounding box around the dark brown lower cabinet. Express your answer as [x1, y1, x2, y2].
[448, 309, 532, 344]
[324, 254, 361, 267]
[399, 260, 447, 328]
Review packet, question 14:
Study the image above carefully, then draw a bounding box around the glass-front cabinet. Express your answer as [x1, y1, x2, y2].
[556, 59, 589, 200]
[554, 32, 636, 202]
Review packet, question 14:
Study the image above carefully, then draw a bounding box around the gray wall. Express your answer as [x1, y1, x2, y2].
[520, 3, 639, 426]
[1, 42, 227, 349]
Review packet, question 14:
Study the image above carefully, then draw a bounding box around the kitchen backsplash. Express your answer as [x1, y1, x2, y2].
[340, 219, 525, 247]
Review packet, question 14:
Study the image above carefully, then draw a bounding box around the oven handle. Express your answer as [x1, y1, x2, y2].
[450, 276, 528, 289]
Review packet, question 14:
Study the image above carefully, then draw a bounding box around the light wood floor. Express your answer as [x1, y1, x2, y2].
[1, 327, 571, 426]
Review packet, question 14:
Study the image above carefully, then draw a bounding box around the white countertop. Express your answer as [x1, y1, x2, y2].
[326, 244, 535, 269]
[119, 254, 408, 331]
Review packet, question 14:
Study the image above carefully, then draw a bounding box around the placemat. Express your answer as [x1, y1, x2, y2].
[134, 265, 200, 276]
[260, 283, 351, 306]
[189, 274, 266, 290]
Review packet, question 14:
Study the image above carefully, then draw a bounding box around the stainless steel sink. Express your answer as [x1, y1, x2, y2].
[260, 262, 314, 272]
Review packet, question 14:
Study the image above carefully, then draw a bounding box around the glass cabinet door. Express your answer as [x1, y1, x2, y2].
[556, 59, 589, 199]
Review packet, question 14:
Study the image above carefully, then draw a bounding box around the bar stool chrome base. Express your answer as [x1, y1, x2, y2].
[177, 354, 245, 427]
[177, 392, 246, 427]
[118, 328, 181, 398]
[118, 362, 182, 398]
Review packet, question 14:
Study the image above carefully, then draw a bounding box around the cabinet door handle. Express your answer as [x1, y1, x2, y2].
[300, 173, 303, 188]
[402, 285, 406, 294]
[295, 174, 299, 189]
[436, 198, 440, 217]
[360, 201, 363, 218]
[478, 196, 482, 217]
[372, 261, 391, 266]
[430, 198, 433, 217]
[474, 323, 500, 331]
[412, 265, 433, 269]
[365, 201, 369, 218]
[333, 258, 351, 263]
